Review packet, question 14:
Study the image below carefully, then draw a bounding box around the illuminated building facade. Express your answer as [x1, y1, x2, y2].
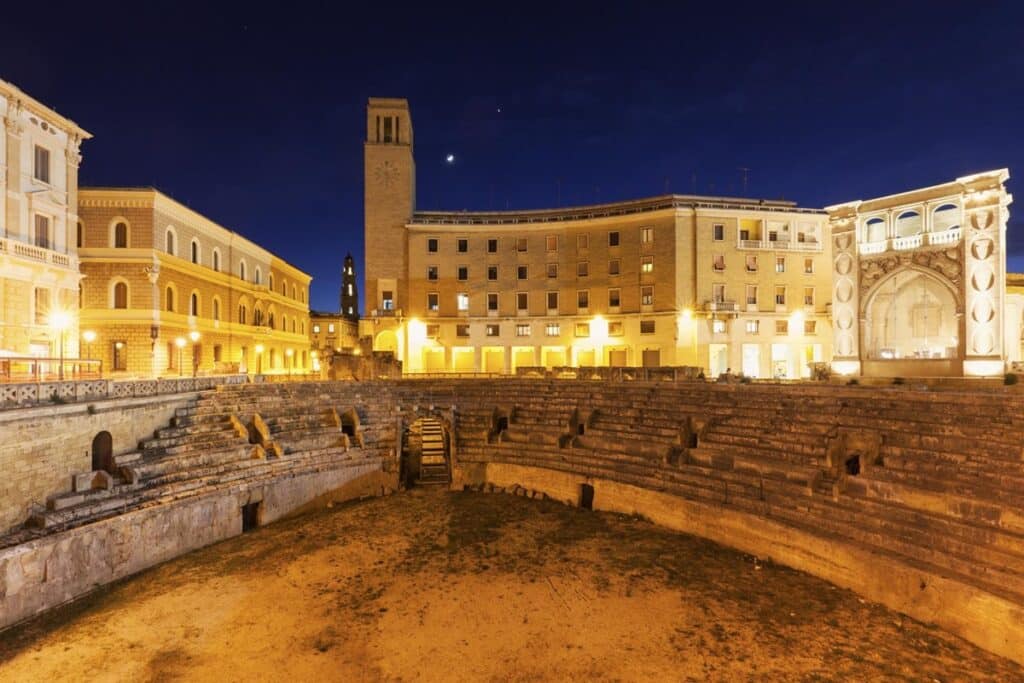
[362, 98, 832, 377]
[0, 79, 90, 364]
[77, 188, 312, 377]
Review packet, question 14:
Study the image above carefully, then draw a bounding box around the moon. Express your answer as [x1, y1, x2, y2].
[445, 154, 455, 164]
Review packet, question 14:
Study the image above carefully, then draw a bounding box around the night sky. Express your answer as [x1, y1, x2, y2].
[4, 1, 1023, 312]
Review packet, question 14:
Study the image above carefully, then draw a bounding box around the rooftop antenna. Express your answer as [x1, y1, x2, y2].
[738, 167, 750, 195]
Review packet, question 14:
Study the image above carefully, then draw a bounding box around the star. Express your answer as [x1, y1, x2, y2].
[445, 154, 455, 164]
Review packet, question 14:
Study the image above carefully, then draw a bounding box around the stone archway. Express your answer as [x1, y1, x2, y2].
[862, 267, 961, 362]
[91, 431, 114, 474]
[374, 329, 398, 354]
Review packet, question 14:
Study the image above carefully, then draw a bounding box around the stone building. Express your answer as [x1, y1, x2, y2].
[362, 98, 831, 377]
[826, 170, 1015, 377]
[77, 188, 312, 377]
[310, 312, 359, 355]
[0, 79, 91, 369]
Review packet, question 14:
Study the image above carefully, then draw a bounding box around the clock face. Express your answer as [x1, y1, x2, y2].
[375, 160, 399, 188]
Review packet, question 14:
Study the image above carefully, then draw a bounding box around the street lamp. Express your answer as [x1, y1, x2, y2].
[175, 336, 186, 377]
[82, 329, 97, 377]
[255, 344, 264, 375]
[189, 330, 201, 377]
[49, 311, 72, 380]
[286, 348, 294, 378]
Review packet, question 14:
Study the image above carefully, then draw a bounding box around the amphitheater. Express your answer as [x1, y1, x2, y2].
[2, 377, 1024, 679]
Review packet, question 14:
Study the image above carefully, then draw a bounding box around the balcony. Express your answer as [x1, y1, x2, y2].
[859, 227, 961, 256]
[704, 300, 739, 314]
[0, 237, 75, 268]
[737, 238, 822, 252]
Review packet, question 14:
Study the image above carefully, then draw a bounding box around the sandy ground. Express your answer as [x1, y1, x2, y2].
[0, 488, 1020, 682]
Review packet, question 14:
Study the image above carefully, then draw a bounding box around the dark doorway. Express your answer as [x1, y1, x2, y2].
[579, 483, 595, 510]
[495, 416, 508, 433]
[845, 454, 861, 476]
[242, 502, 261, 532]
[91, 431, 113, 473]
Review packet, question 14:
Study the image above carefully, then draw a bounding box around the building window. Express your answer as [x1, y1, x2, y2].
[546, 235, 558, 251]
[114, 222, 128, 248]
[254, 267, 262, 285]
[517, 265, 528, 280]
[486, 323, 500, 337]
[745, 255, 757, 272]
[640, 320, 655, 334]
[213, 298, 220, 321]
[547, 291, 558, 311]
[609, 321, 624, 336]
[713, 224, 724, 241]
[191, 240, 200, 264]
[382, 291, 394, 311]
[641, 227, 653, 244]
[77, 222, 84, 248]
[712, 254, 725, 272]
[775, 286, 786, 306]
[34, 145, 50, 183]
[608, 231, 620, 247]
[213, 249, 220, 271]
[641, 286, 653, 306]
[577, 234, 589, 249]
[746, 319, 760, 334]
[33, 287, 50, 324]
[165, 287, 175, 312]
[516, 323, 530, 337]
[313, 324, 320, 334]
[804, 258, 814, 274]
[577, 290, 589, 310]
[166, 229, 175, 255]
[805, 320, 817, 335]
[609, 259, 620, 275]
[776, 320, 789, 335]
[456, 323, 470, 337]
[427, 265, 439, 281]
[746, 285, 758, 306]
[457, 293, 469, 311]
[190, 292, 199, 316]
[577, 261, 589, 277]
[517, 292, 528, 311]
[487, 293, 498, 311]
[328, 323, 336, 333]
[34, 215, 50, 249]
[547, 263, 558, 278]
[487, 238, 498, 253]
[803, 287, 815, 306]
[546, 323, 560, 336]
[427, 293, 439, 311]
[487, 265, 498, 281]
[426, 324, 440, 338]
[516, 237, 528, 252]
[641, 256, 653, 273]
[457, 265, 468, 281]
[238, 305, 247, 324]
[775, 257, 786, 273]
[113, 282, 128, 309]
[239, 261, 246, 281]
[575, 322, 590, 337]
[712, 319, 726, 334]
[427, 238, 439, 253]
[112, 341, 127, 371]
[457, 238, 468, 253]
[608, 288, 621, 308]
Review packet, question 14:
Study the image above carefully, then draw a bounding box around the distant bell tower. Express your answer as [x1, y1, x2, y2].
[340, 252, 359, 321]
[364, 98, 415, 319]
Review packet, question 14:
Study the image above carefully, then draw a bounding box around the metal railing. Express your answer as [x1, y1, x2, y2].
[0, 357, 102, 383]
[0, 373, 249, 409]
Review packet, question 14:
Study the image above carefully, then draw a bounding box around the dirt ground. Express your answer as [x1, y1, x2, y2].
[1, 489, 1020, 682]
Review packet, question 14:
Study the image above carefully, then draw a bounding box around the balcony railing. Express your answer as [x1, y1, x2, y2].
[859, 227, 962, 255]
[0, 237, 75, 268]
[737, 239, 822, 252]
[704, 300, 739, 313]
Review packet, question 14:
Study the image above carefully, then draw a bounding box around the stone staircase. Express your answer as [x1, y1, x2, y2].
[418, 418, 450, 486]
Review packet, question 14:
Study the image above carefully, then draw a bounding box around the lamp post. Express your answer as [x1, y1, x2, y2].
[286, 348, 294, 378]
[189, 330, 201, 377]
[82, 329, 97, 377]
[255, 344, 264, 375]
[175, 336, 186, 377]
[49, 311, 71, 381]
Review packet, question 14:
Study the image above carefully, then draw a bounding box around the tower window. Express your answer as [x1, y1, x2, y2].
[383, 116, 393, 143]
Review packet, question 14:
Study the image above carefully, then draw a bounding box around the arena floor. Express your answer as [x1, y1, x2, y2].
[0, 489, 1019, 682]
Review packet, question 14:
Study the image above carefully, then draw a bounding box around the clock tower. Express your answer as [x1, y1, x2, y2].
[364, 98, 415, 325]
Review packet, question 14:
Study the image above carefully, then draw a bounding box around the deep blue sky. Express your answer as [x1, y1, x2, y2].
[4, 1, 1023, 312]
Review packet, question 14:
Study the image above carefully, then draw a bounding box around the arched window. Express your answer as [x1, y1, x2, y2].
[114, 222, 128, 248]
[255, 267, 262, 285]
[291, 284, 296, 300]
[213, 297, 221, 321]
[269, 274, 274, 291]
[895, 211, 922, 238]
[212, 248, 221, 272]
[291, 318, 296, 333]
[165, 286, 174, 312]
[281, 280, 286, 295]
[190, 239, 200, 264]
[239, 260, 247, 281]
[282, 315, 287, 331]
[113, 281, 128, 309]
[77, 221, 84, 248]
[166, 229, 176, 255]
[190, 292, 199, 316]
[932, 203, 960, 232]
[865, 217, 886, 243]
[238, 304, 247, 324]
[268, 312, 275, 329]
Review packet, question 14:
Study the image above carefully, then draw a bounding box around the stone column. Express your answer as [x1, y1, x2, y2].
[962, 183, 1009, 376]
[828, 206, 860, 375]
[4, 99, 23, 240]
